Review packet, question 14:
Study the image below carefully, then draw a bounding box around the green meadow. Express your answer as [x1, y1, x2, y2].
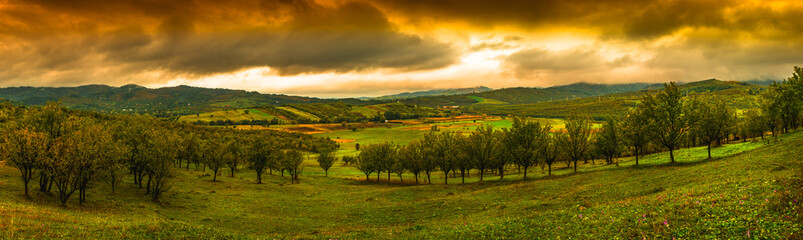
[1, 130, 800, 239]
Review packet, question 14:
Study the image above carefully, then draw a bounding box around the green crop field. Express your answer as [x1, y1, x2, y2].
[1, 130, 800, 239]
[178, 109, 277, 123]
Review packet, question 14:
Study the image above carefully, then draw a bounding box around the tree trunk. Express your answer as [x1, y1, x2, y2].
[574, 159, 578, 172]
[415, 174, 419, 184]
[426, 172, 431, 184]
[461, 170, 465, 184]
[213, 169, 218, 182]
[635, 150, 639, 166]
[443, 170, 449, 184]
[669, 147, 675, 163]
[523, 166, 528, 179]
[548, 163, 552, 176]
[325, 170, 328, 177]
[499, 167, 505, 179]
[707, 143, 712, 159]
[479, 169, 484, 181]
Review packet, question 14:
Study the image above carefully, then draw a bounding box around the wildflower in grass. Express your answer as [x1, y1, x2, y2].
[663, 220, 669, 227]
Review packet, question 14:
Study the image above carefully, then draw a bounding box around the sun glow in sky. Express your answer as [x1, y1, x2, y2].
[0, 0, 801, 97]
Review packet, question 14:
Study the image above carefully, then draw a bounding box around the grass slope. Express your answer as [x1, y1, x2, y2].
[1, 130, 800, 239]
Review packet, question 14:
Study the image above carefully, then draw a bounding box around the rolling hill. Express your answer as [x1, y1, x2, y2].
[0, 85, 379, 117]
[400, 82, 653, 107]
[469, 79, 766, 119]
[370, 86, 493, 100]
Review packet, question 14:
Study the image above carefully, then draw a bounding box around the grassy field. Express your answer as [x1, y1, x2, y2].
[1, 129, 800, 239]
[178, 109, 278, 123]
[316, 117, 600, 154]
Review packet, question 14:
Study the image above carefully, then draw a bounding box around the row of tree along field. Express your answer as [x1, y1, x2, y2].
[347, 67, 803, 184]
[0, 102, 337, 205]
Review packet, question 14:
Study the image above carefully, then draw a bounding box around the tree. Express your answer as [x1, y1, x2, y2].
[2, 128, 48, 197]
[225, 137, 243, 177]
[28, 102, 67, 193]
[539, 130, 560, 176]
[317, 150, 337, 177]
[454, 135, 473, 184]
[399, 141, 425, 184]
[204, 138, 227, 182]
[247, 137, 276, 184]
[283, 150, 304, 184]
[431, 131, 458, 184]
[691, 100, 736, 159]
[178, 134, 201, 170]
[640, 82, 689, 163]
[144, 129, 177, 203]
[465, 125, 500, 181]
[743, 109, 767, 140]
[595, 117, 622, 165]
[354, 150, 377, 182]
[621, 108, 650, 165]
[559, 115, 593, 172]
[100, 140, 128, 193]
[502, 117, 544, 179]
[417, 137, 439, 184]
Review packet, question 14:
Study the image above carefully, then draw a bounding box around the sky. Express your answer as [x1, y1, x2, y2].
[0, 0, 801, 98]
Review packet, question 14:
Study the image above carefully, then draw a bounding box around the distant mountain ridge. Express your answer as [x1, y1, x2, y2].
[400, 82, 654, 107]
[370, 86, 493, 100]
[0, 79, 766, 119]
[0, 84, 375, 117]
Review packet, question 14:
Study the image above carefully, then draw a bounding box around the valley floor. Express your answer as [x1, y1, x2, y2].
[0, 132, 801, 239]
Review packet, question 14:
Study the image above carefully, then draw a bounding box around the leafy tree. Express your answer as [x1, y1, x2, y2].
[640, 83, 689, 163]
[465, 125, 500, 181]
[399, 141, 425, 184]
[178, 134, 202, 170]
[204, 138, 227, 182]
[621, 108, 650, 165]
[559, 115, 593, 172]
[317, 150, 337, 177]
[595, 117, 623, 165]
[431, 131, 458, 184]
[2, 128, 48, 197]
[539, 130, 561, 176]
[743, 109, 767, 140]
[454, 135, 473, 184]
[143, 129, 177, 203]
[502, 117, 544, 179]
[341, 155, 356, 166]
[225, 137, 243, 177]
[100, 140, 128, 193]
[283, 150, 304, 184]
[416, 137, 439, 184]
[247, 137, 274, 184]
[354, 149, 377, 182]
[691, 100, 736, 159]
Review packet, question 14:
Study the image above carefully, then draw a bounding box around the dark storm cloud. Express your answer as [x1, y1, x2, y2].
[376, 0, 803, 40]
[0, 0, 457, 85]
